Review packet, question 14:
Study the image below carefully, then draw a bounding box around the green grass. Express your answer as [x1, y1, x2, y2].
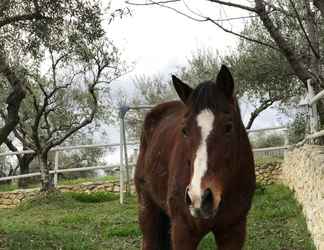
[0, 184, 315, 250]
[0, 175, 118, 193]
[0, 183, 19, 192]
[58, 175, 118, 186]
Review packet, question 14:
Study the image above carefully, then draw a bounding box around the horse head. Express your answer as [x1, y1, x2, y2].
[172, 65, 238, 219]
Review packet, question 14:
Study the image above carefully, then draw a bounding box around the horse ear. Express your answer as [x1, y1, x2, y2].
[216, 65, 234, 98]
[172, 75, 193, 103]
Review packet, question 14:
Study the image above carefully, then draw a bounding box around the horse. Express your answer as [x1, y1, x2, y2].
[134, 65, 256, 250]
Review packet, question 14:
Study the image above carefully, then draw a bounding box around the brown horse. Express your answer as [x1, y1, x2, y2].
[135, 65, 256, 250]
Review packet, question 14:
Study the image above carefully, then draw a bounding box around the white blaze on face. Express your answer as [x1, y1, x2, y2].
[188, 109, 215, 210]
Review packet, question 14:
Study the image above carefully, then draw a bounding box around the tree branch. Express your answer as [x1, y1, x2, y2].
[288, 0, 319, 59]
[207, 0, 256, 12]
[245, 99, 275, 129]
[0, 52, 26, 146]
[126, 0, 180, 5]
[0, 12, 45, 28]
[4, 139, 22, 161]
[128, 0, 277, 49]
[254, 0, 311, 87]
[207, 18, 278, 50]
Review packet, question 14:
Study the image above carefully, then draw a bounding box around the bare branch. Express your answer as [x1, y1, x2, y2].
[128, 0, 277, 49]
[207, 0, 256, 12]
[207, 18, 278, 50]
[245, 99, 275, 129]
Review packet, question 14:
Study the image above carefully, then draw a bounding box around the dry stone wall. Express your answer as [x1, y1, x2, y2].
[0, 180, 122, 208]
[281, 145, 324, 250]
[0, 164, 282, 209]
[255, 162, 282, 185]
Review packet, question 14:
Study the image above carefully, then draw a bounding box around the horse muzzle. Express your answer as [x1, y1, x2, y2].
[185, 186, 221, 219]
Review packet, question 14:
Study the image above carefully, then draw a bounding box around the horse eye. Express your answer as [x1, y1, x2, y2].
[225, 123, 233, 134]
[182, 127, 188, 137]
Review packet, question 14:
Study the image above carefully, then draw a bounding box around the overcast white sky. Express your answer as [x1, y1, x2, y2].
[108, 0, 246, 79]
[103, 0, 288, 146]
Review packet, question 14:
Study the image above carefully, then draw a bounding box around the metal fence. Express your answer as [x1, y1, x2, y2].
[0, 142, 138, 183]
[306, 79, 324, 140]
[0, 100, 295, 207]
[247, 126, 288, 159]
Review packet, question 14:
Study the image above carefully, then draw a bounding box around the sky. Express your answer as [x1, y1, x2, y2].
[100, 0, 290, 164]
[103, 0, 288, 143]
[108, 1, 247, 84]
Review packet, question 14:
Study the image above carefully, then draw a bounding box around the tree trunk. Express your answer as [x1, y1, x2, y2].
[38, 153, 55, 192]
[304, 0, 324, 143]
[0, 51, 26, 146]
[17, 154, 34, 189]
[245, 99, 275, 129]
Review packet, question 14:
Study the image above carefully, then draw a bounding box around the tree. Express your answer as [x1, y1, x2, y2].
[250, 132, 285, 148]
[0, 1, 125, 191]
[127, 46, 300, 139]
[288, 111, 308, 144]
[127, 0, 324, 142]
[225, 20, 304, 128]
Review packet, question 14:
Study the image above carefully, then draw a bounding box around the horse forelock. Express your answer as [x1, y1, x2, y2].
[189, 81, 232, 115]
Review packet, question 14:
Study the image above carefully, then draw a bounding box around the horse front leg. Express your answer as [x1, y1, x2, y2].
[138, 196, 171, 250]
[171, 217, 201, 250]
[213, 219, 247, 250]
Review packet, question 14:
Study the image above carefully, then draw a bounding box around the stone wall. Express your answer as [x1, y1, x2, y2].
[0, 180, 122, 209]
[281, 145, 324, 250]
[0, 190, 38, 209]
[0, 164, 282, 209]
[255, 162, 282, 185]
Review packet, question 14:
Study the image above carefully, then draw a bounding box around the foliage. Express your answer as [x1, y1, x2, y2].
[0, 0, 126, 190]
[179, 48, 220, 85]
[0, 0, 109, 145]
[225, 20, 304, 123]
[66, 192, 118, 203]
[130, 0, 324, 144]
[288, 111, 308, 144]
[250, 132, 285, 148]
[0, 184, 315, 250]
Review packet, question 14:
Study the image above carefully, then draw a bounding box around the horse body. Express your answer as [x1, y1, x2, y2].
[135, 66, 256, 250]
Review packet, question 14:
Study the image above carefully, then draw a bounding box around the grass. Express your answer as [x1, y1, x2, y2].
[58, 175, 118, 186]
[0, 184, 315, 250]
[0, 183, 19, 192]
[0, 175, 118, 193]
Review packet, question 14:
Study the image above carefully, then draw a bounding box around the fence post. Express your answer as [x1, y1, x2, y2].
[119, 115, 124, 204]
[119, 106, 130, 204]
[307, 79, 319, 135]
[54, 151, 59, 187]
[122, 117, 130, 194]
[283, 128, 289, 157]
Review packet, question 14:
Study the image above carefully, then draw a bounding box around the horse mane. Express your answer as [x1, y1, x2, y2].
[189, 81, 232, 114]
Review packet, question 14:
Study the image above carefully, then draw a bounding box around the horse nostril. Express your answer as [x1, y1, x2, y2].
[185, 186, 192, 206]
[201, 188, 213, 211]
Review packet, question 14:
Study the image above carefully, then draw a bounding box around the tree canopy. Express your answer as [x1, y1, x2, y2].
[0, 0, 126, 191]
